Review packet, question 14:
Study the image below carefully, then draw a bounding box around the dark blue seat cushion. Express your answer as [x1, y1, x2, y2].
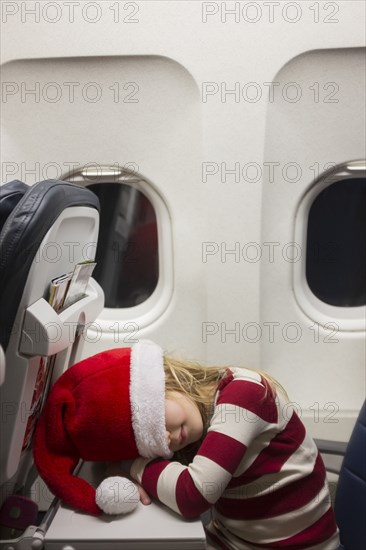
[335, 400, 366, 550]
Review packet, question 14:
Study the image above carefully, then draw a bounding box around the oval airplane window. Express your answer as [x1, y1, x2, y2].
[61, 165, 173, 330]
[306, 177, 366, 307]
[87, 182, 159, 308]
[294, 160, 366, 331]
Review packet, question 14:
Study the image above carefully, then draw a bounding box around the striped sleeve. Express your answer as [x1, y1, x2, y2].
[131, 378, 278, 518]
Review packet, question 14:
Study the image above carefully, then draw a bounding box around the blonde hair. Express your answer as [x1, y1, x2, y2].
[164, 356, 223, 429]
[163, 354, 289, 429]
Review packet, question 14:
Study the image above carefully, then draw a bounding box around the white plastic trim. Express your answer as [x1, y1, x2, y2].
[20, 278, 104, 357]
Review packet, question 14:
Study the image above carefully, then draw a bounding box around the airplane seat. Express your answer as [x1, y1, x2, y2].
[0, 179, 104, 545]
[0, 179, 207, 549]
[0, 178, 102, 353]
[316, 400, 366, 550]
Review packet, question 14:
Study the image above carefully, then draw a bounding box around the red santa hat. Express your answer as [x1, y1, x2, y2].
[33, 340, 171, 516]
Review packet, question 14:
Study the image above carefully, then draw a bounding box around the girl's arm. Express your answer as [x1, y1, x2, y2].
[130, 379, 277, 518]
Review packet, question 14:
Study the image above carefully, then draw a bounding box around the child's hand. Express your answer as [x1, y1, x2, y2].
[136, 483, 151, 505]
[105, 461, 151, 505]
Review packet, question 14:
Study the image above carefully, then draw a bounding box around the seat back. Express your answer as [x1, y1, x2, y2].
[0, 180, 104, 513]
[335, 400, 366, 549]
[0, 179, 101, 352]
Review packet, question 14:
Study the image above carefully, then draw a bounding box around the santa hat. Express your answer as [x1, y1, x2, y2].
[33, 340, 171, 516]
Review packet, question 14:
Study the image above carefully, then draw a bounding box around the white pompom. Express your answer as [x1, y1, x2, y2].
[96, 476, 139, 515]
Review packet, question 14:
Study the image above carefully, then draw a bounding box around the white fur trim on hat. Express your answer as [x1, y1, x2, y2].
[96, 477, 139, 515]
[130, 340, 172, 459]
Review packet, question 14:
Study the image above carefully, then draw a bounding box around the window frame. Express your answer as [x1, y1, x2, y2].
[293, 160, 366, 332]
[61, 165, 174, 332]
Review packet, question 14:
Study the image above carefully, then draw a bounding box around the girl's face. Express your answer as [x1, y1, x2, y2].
[165, 391, 203, 453]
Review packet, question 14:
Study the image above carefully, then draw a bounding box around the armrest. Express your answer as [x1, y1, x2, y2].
[314, 439, 348, 456]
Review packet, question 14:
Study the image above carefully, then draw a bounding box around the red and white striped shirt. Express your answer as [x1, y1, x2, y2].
[131, 368, 340, 549]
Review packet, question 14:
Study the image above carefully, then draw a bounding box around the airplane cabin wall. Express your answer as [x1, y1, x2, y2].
[1, 1, 365, 442]
[261, 48, 366, 441]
